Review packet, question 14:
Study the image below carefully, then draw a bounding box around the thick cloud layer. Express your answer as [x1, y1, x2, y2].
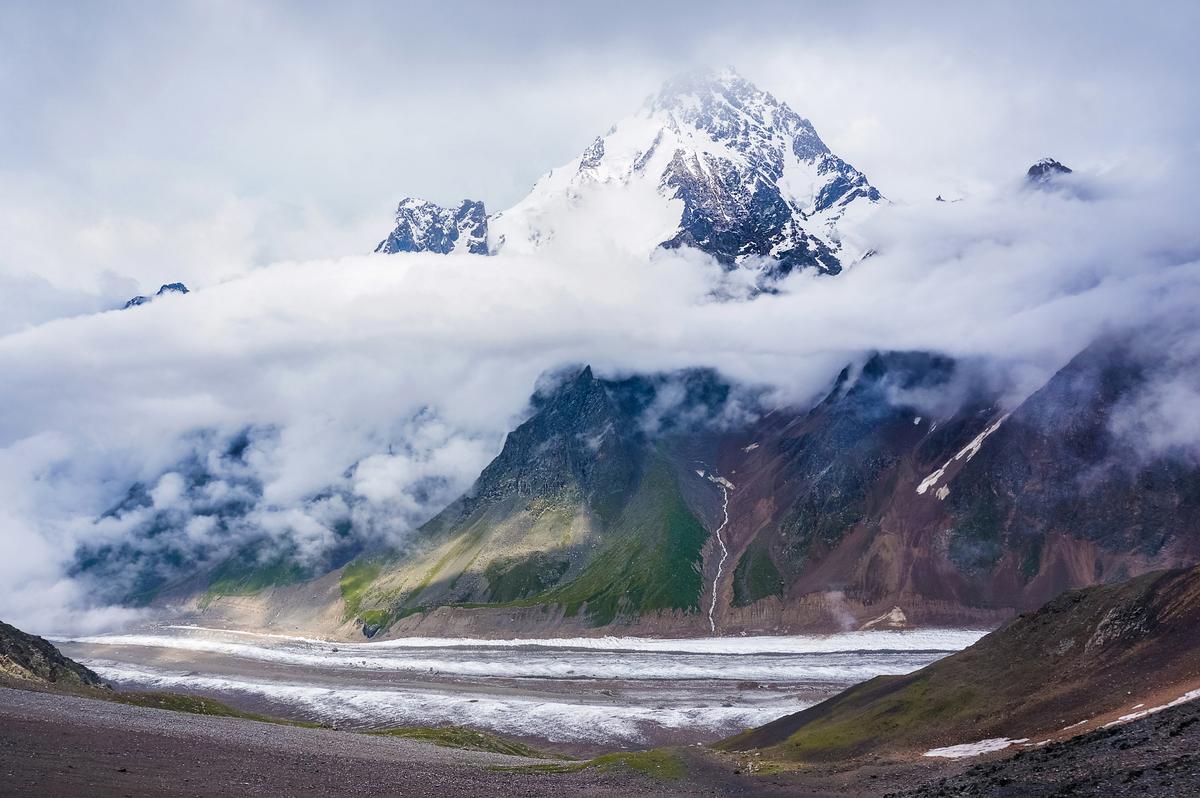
[3, 2, 1198, 330]
[2, 158, 1199, 634]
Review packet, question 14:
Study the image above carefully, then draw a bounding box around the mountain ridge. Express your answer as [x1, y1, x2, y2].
[180, 326, 1200, 640]
[720, 563, 1200, 764]
[375, 67, 882, 283]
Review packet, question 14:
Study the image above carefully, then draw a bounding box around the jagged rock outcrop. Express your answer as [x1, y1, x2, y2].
[0, 619, 104, 687]
[123, 282, 189, 309]
[1026, 157, 1073, 187]
[374, 198, 488, 255]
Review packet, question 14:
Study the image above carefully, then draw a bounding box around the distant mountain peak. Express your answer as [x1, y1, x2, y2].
[644, 66, 832, 168]
[647, 65, 767, 111]
[1026, 157, 1073, 185]
[377, 68, 883, 287]
[122, 282, 189, 310]
[375, 198, 488, 255]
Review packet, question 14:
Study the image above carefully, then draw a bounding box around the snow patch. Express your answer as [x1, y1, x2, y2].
[1103, 688, 1200, 728]
[923, 737, 1029, 759]
[916, 414, 1010, 495]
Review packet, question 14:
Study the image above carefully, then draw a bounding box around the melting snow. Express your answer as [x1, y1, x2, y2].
[923, 737, 1029, 759]
[1103, 688, 1200, 728]
[916, 464, 949, 495]
[916, 414, 1010, 495]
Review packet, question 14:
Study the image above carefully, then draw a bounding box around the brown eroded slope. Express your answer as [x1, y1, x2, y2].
[720, 564, 1200, 761]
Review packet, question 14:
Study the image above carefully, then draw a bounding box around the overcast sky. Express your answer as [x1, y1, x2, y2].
[2, 0, 1198, 311]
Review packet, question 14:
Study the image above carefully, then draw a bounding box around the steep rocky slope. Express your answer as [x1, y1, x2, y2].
[720, 564, 1200, 762]
[122, 281, 189, 309]
[326, 368, 742, 636]
[894, 696, 1200, 797]
[0, 619, 104, 687]
[375, 198, 488, 255]
[220, 326, 1200, 639]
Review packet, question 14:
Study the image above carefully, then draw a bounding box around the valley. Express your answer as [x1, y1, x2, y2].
[55, 626, 983, 752]
[3, 6, 1198, 795]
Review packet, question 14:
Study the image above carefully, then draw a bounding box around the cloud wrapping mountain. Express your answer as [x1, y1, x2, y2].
[2, 141, 1199, 634]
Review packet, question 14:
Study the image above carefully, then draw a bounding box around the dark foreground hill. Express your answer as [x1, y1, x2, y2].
[721, 564, 1200, 762]
[892, 696, 1200, 797]
[0, 619, 104, 687]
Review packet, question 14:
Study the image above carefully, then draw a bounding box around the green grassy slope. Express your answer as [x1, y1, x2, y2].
[369, 726, 560, 758]
[342, 453, 709, 632]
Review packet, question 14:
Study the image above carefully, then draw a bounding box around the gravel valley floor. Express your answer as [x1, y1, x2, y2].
[0, 687, 795, 798]
[5, 683, 1200, 797]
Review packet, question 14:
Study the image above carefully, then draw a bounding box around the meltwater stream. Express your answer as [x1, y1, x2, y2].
[58, 627, 986, 749]
[707, 476, 732, 634]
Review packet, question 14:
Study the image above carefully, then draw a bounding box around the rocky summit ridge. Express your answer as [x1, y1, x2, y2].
[375, 67, 882, 283]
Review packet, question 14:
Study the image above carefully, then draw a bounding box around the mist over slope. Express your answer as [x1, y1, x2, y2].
[2, 140, 1198, 635]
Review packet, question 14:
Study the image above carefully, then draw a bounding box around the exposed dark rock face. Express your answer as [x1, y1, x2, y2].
[122, 282, 189, 309]
[374, 198, 488, 255]
[469, 366, 642, 517]
[757, 352, 964, 574]
[648, 70, 879, 278]
[0, 619, 104, 687]
[658, 150, 844, 277]
[897, 697, 1200, 797]
[448, 366, 745, 524]
[1026, 157, 1073, 186]
[944, 337, 1200, 581]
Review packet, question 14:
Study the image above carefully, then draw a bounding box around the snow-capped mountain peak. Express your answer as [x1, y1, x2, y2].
[377, 68, 883, 283]
[1025, 157, 1073, 188]
[375, 198, 488, 255]
[122, 282, 189, 310]
[644, 66, 830, 165]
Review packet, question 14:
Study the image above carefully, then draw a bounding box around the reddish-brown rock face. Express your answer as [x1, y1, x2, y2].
[694, 339, 1200, 634]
